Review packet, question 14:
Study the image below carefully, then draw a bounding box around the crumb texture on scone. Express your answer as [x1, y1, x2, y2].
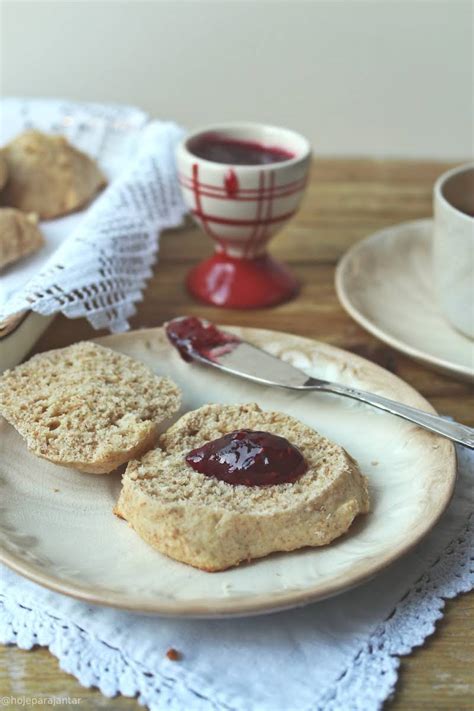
[0, 131, 106, 219]
[0, 208, 44, 269]
[0, 342, 181, 473]
[116, 403, 370, 570]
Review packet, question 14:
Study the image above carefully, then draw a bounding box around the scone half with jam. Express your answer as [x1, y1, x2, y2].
[115, 402, 370, 571]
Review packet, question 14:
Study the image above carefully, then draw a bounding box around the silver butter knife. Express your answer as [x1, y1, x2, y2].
[165, 317, 474, 450]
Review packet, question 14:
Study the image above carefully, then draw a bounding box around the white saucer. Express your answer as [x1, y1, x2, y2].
[335, 219, 474, 382]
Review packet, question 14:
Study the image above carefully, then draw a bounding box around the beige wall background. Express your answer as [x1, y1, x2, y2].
[0, 0, 472, 159]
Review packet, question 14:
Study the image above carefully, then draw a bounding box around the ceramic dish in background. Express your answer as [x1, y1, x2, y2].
[0, 312, 54, 373]
[336, 219, 474, 383]
[0, 326, 455, 617]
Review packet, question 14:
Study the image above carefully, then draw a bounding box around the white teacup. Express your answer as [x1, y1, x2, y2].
[433, 164, 474, 339]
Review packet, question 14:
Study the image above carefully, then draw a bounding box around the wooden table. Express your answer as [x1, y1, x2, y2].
[1, 159, 472, 709]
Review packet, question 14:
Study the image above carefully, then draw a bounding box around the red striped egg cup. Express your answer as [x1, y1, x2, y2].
[176, 123, 311, 308]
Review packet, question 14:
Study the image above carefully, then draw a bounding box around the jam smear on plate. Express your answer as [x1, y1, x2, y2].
[186, 429, 307, 486]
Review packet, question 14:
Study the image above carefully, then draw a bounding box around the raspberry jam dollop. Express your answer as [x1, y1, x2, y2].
[165, 316, 240, 362]
[185, 429, 307, 486]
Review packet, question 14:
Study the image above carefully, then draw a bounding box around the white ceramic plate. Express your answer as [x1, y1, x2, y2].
[0, 327, 455, 617]
[335, 219, 474, 382]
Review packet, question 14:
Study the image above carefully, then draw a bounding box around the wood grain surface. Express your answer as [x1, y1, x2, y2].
[1, 158, 472, 709]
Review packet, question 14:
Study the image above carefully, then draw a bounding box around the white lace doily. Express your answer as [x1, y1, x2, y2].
[0, 98, 187, 332]
[1, 446, 472, 711]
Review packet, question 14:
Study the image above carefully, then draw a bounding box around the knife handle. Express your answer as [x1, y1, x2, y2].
[310, 381, 474, 450]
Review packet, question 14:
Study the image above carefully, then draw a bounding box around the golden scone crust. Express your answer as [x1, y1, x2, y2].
[0, 207, 44, 269]
[0, 130, 106, 219]
[0, 342, 181, 473]
[116, 403, 370, 570]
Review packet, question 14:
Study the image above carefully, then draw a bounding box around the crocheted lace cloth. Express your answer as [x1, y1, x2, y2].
[1, 447, 472, 711]
[0, 98, 186, 331]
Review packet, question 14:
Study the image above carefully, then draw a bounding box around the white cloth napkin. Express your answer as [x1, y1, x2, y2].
[0, 98, 186, 331]
[1, 446, 472, 711]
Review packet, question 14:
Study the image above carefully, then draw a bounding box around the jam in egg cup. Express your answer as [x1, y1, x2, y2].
[176, 123, 311, 308]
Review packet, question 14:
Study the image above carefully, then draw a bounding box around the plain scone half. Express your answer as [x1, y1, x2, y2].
[115, 403, 370, 571]
[0, 342, 181, 473]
